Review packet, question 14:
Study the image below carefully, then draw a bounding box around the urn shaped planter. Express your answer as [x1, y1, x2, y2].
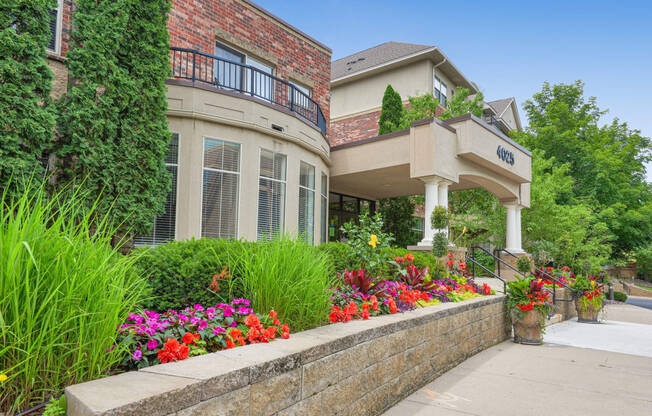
[512, 309, 544, 345]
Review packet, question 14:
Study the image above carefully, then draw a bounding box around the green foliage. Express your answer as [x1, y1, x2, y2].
[380, 247, 446, 280]
[340, 213, 393, 275]
[0, 0, 57, 198]
[135, 238, 249, 311]
[54, 0, 173, 238]
[513, 81, 651, 259]
[470, 250, 495, 277]
[439, 87, 484, 119]
[43, 396, 66, 416]
[405, 93, 439, 123]
[231, 237, 336, 331]
[613, 291, 628, 302]
[136, 237, 335, 331]
[517, 256, 532, 274]
[316, 241, 355, 274]
[378, 196, 417, 247]
[432, 232, 448, 257]
[636, 243, 652, 282]
[430, 206, 450, 229]
[0, 181, 148, 413]
[378, 84, 405, 134]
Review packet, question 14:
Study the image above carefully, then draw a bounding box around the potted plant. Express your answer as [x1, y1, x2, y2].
[506, 276, 553, 345]
[570, 274, 604, 323]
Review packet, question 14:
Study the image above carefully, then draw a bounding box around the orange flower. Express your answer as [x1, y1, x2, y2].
[245, 314, 261, 328]
[226, 339, 235, 349]
[405, 253, 415, 263]
[157, 339, 189, 363]
[281, 324, 290, 339]
[182, 332, 200, 345]
[388, 298, 398, 314]
[229, 328, 243, 339]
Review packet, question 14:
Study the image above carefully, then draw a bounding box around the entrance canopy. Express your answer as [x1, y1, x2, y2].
[329, 114, 532, 252]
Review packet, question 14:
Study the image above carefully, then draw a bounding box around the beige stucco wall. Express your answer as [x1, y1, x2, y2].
[499, 103, 519, 131]
[331, 60, 432, 120]
[167, 83, 329, 244]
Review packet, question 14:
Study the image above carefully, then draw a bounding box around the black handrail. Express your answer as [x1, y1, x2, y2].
[465, 254, 507, 294]
[169, 47, 327, 136]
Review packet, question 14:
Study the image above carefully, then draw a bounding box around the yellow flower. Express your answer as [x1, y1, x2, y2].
[462, 226, 467, 235]
[0, 374, 7, 382]
[590, 280, 596, 288]
[368, 234, 378, 248]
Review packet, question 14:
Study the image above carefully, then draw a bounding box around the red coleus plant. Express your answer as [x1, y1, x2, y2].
[339, 269, 380, 295]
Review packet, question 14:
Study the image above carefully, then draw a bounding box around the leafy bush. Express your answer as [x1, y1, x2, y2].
[340, 213, 393, 275]
[469, 251, 495, 277]
[517, 256, 532, 274]
[0, 183, 148, 413]
[135, 238, 250, 311]
[613, 291, 628, 302]
[430, 206, 450, 230]
[432, 232, 448, 257]
[137, 237, 334, 331]
[636, 243, 652, 282]
[317, 241, 355, 274]
[381, 247, 446, 280]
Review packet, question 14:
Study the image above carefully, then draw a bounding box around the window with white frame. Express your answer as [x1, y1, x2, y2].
[434, 74, 448, 107]
[248, 56, 274, 101]
[48, 1, 63, 53]
[257, 149, 286, 240]
[298, 162, 315, 242]
[320, 173, 328, 244]
[202, 138, 241, 239]
[134, 134, 179, 246]
[214, 42, 245, 91]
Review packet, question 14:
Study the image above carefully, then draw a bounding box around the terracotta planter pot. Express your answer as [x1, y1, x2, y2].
[512, 309, 544, 345]
[575, 299, 601, 323]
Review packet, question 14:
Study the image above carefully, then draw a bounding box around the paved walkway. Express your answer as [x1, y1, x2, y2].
[383, 303, 652, 416]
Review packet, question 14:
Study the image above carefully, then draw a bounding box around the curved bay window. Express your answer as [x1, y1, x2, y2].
[328, 192, 376, 242]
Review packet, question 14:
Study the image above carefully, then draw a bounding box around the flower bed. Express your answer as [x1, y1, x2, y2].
[117, 299, 290, 370]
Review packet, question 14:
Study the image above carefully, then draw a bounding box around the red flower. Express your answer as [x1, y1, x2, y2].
[388, 298, 398, 314]
[269, 309, 278, 319]
[181, 332, 200, 345]
[245, 314, 261, 328]
[446, 260, 454, 268]
[281, 324, 290, 339]
[447, 252, 454, 258]
[157, 339, 189, 363]
[226, 339, 235, 349]
[405, 253, 415, 263]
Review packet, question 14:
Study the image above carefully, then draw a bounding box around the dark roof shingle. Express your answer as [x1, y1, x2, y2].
[331, 41, 434, 80]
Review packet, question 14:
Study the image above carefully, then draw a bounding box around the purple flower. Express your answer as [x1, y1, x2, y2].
[229, 321, 237, 328]
[178, 314, 189, 322]
[132, 349, 142, 361]
[198, 320, 208, 331]
[237, 306, 252, 315]
[193, 304, 204, 311]
[222, 306, 234, 317]
[213, 327, 226, 335]
[146, 339, 158, 351]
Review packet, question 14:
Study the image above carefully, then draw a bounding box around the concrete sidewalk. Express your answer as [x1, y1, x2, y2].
[383, 303, 652, 416]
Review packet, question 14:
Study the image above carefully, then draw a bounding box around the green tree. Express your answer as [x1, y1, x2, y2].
[55, 0, 172, 240]
[378, 197, 416, 247]
[513, 81, 651, 259]
[439, 87, 483, 120]
[378, 84, 405, 134]
[0, 0, 56, 197]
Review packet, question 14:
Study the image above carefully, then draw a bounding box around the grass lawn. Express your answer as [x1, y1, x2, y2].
[635, 285, 652, 291]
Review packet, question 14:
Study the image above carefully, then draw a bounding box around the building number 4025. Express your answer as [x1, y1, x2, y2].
[497, 145, 515, 166]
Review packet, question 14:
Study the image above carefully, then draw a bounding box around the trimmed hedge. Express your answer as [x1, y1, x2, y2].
[613, 291, 628, 302]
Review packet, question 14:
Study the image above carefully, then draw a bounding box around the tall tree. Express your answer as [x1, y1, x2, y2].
[378, 84, 405, 134]
[513, 81, 652, 258]
[55, 0, 172, 240]
[0, 0, 56, 196]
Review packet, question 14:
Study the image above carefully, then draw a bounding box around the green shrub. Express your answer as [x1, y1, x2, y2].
[430, 206, 450, 230]
[316, 241, 355, 273]
[432, 232, 448, 257]
[470, 251, 495, 277]
[137, 237, 334, 332]
[0, 182, 148, 413]
[613, 291, 628, 302]
[517, 256, 532, 274]
[340, 213, 392, 275]
[135, 238, 250, 311]
[381, 247, 446, 280]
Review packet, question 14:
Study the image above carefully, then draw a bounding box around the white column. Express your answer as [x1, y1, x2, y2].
[504, 203, 524, 253]
[437, 181, 450, 238]
[418, 177, 440, 246]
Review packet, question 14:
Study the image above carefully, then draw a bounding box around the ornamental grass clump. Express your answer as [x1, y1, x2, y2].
[0, 182, 148, 414]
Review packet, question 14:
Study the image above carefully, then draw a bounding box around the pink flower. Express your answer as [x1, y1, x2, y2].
[213, 327, 226, 335]
[147, 339, 158, 351]
[193, 304, 204, 311]
[132, 348, 142, 361]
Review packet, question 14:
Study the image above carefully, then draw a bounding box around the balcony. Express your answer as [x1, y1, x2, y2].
[169, 47, 327, 136]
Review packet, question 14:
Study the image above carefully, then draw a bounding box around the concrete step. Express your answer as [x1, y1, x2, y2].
[546, 313, 562, 326]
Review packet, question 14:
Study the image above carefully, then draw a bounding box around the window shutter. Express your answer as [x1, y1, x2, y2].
[134, 134, 179, 246]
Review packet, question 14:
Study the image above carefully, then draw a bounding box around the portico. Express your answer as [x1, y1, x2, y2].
[329, 113, 531, 253]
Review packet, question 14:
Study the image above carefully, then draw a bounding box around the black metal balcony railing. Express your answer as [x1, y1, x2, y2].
[482, 113, 508, 134]
[170, 47, 327, 136]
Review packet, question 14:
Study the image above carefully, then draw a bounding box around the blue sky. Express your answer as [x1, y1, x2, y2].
[255, 0, 652, 180]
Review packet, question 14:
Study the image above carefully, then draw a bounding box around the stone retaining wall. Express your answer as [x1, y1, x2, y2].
[66, 296, 510, 416]
[623, 282, 652, 298]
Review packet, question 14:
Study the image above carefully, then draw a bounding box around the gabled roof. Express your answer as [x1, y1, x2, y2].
[331, 41, 432, 80]
[486, 98, 514, 117]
